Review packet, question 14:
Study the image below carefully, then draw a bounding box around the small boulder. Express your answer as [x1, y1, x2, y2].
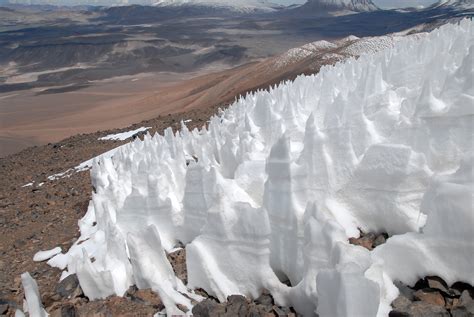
[127, 288, 164, 310]
[167, 248, 187, 284]
[349, 232, 376, 250]
[273, 306, 295, 316]
[60, 304, 77, 317]
[225, 295, 249, 317]
[248, 304, 271, 317]
[408, 301, 450, 317]
[56, 274, 82, 299]
[192, 299, 225, 317]
[414, 289, 445, 306]
[426, 277, 450, 295]
[255, 290, 274, 312]
[177, 303, 189, 313]
[392, 295, 412, 312]
[451, 282, 474, 297]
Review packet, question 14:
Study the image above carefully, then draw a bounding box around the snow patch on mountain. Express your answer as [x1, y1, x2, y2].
[45, 19, 473, 317]
[302, 0, 378, 12]
[273, 34, 410, 71]
[153, 0, 282, 13]
[273, 33, 425, 72]
[434, 0, 474, 10]
[274, 40, 337, 69]
[99, 127, 151, 141]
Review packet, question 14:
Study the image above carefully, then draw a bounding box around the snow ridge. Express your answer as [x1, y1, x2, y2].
[47, 20, 473, 317]
[434, 0, 474, 10]
[303, 0, 378, 12]
[153, 0, 282, 13]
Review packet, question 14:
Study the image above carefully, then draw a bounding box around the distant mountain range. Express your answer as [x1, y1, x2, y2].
[153, 0, 285, 13]
[300, 0, 378, 12]
[3, 0, 473, 15]
[433, 0, 474, 10]
[2, 0, 283, 11]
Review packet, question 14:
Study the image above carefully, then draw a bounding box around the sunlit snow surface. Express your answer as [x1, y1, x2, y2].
[47, 20, 473, 316]
[99, 127, 151, 141]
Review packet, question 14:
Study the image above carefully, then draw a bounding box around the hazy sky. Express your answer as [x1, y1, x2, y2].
[274, 0, 439, 8]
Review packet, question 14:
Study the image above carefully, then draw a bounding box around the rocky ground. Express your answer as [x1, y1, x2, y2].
[1, 91, 473, 317]
[0, 105, 219, 316]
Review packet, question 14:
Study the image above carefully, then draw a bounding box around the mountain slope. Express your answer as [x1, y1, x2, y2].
[154, 0, 283, 13]
[299, 0, 378, 13]
[433, 0, 474, 10]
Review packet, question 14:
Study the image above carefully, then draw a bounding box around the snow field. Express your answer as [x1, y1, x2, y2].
[44, 19, 473, 316]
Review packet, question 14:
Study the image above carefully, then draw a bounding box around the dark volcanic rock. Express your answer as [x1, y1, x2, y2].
[56, 303, 76, 317]
[391, 277, 474, 317]
[373, 233, 387, 248]
[248, 304, 270, 317]
[226, 295, 250, 317]
[255, 290, 274, 312]
[460, 290, 474, 306]
[56, 274, 82, 299]
[192, 298, 225, 317]
[394, 281, 415, 300]
[0, 302, 8, 315]
[408, 301, 450, 317]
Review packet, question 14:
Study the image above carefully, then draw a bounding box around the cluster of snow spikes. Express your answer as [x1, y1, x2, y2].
[45, 19, 473, 316]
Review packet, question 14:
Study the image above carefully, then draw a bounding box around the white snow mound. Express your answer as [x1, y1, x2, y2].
[47, 20, 473, 317]
[99, 127, 151, 141]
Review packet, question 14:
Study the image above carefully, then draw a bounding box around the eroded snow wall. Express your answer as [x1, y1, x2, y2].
[48, 20, 473, 317]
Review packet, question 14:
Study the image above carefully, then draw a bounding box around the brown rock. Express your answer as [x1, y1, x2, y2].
[192, 299, 225, 317]
[255, 290, 274, 312]
[408, 301, 450, 317]
[127, 288, 163, 310]
[248, 304, 274, 317]
[0, 303, 8, 315]
[392, 295, 412, 311]
[225, 295, 249, 317]
[177, 303, 189, 313]
[445, 297, 460, 310]
[426, 277, 449, 295]
[273, 306, 295, 316]
[349, 232, 376, 250]
[55, 303, 76, 317]
[414, 290, 445, 306]
[43, 292, 62, 308]
[167, 248, 187, 284]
